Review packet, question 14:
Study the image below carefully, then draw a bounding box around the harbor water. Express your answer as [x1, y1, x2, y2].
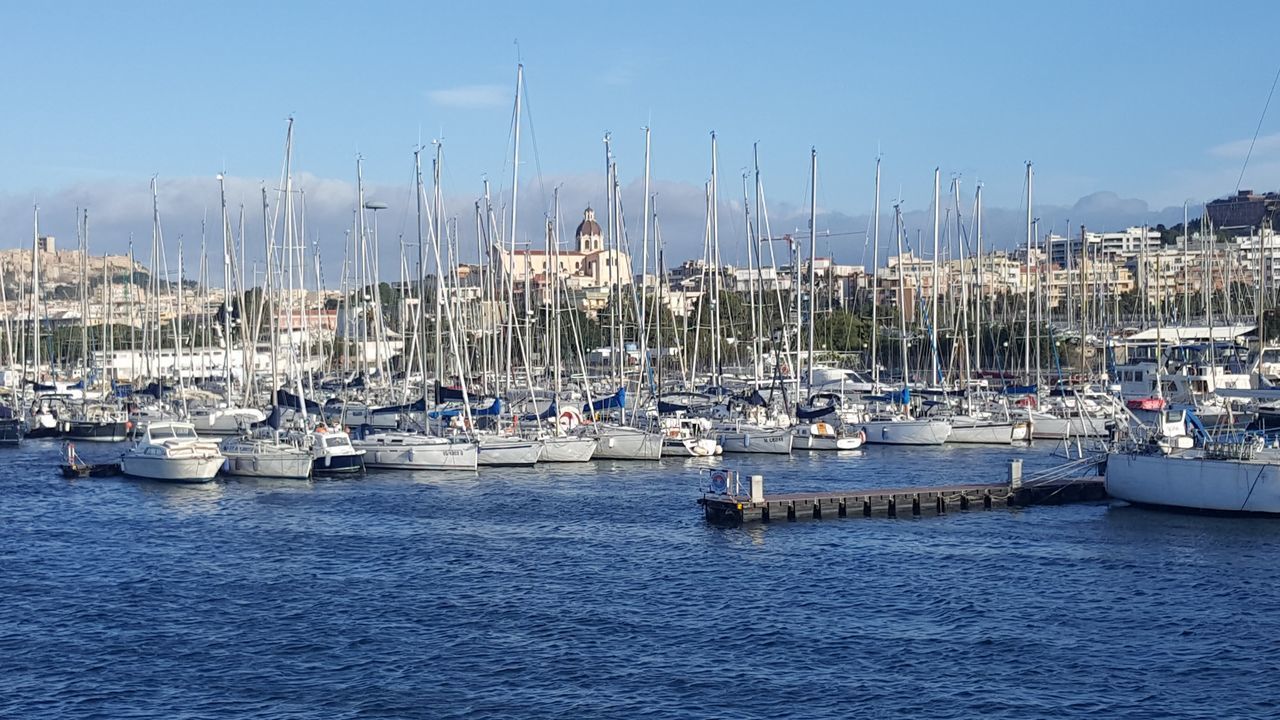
[3, 441, 1279, 719]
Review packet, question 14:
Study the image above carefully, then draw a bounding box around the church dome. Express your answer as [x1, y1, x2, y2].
[575, 207, 602, 239]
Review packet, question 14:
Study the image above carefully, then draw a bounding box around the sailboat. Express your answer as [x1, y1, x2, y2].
[1105, 410, 1280, 515]
[859, 167, 950, 446]
[220, 431, 313, 480]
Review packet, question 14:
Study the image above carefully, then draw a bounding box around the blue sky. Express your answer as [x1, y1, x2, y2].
[2, 1, 1278, 272]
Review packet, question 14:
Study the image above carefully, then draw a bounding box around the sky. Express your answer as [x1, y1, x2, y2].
[2, 0, 1279, 281]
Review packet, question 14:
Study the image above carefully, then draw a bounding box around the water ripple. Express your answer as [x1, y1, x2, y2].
[2, 442, 1279, 718]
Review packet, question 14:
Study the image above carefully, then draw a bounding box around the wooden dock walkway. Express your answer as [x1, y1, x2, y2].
[697, 458, 1108, 526]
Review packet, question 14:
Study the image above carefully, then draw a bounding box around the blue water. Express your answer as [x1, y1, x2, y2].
[3, 440, 1279, 719]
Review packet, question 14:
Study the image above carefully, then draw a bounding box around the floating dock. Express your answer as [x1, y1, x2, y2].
[698, 457, 1108, 526]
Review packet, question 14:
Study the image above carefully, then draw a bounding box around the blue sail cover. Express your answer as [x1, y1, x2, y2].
[521, 402, 557, 423]
[140, 381, 174, 398]
[584, 388, 625, 414]
[436, 384, 467, 403]
[427, 396, 502, 420]
[276, 389, 320, 414]
[1002, 384, 1038, 396]
[370, 398, 428, 416]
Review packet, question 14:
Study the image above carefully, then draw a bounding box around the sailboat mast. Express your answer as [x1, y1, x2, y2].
[508, 63, 523, 393]
[640, 126, 651, 395]
[218, 173, 233, 399]
[930, 167, 940, 386]
[30, 205, 41, 382]
[894, 204, 910, 393]
[807, 148, 818, 389]
[871, 158, 881, 386]
[262, 187, 279, 397]
[415, 148, 429, 412]
[710, 132, 721, 389]
[1023, 161, 1033, 382]
[433, 144, 444, 388]
[80, 209, 89, 382]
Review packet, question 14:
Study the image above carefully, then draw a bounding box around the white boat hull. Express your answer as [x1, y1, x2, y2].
[591, 426, 663, 460]
[354, 434, 478, 470]
[860, 419, 951, 445]
[662, 437, 720, 457]
[717, 428, 793, 454]
[793, 433, 863, 451]
[221, 450, 313, 480]
[120, 454, 223, 483]
[946, 420, 1031, 444]
[190, 408, 267, 436]
[539, 436, 597, 462]
[1029, 413, 1111, 439]
[1106, 451, 1280, 514]
[477, 437, 543, 466]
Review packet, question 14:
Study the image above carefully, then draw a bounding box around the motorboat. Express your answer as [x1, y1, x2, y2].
[120, 421, 224, 483]
[309, 426, 366, 475]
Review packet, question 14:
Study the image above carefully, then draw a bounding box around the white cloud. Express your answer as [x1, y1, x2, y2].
[1208, 131, 1280, 160]
[426, 84, 508, 109]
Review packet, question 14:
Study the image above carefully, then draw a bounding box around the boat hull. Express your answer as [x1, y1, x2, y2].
[591, 427, 663, 460]
[120, 454, 223, 483]
[1106, 451, 1280, 514]
[793, 433, 863, 451]
[477, 438, 543, 467]
[63, 420, 130, 443]
[946, 420, 1031, 444]
[221, 451, 313, 480]
[190, 408, 267, 436]
[860, 419, 951, 445]
[312, 452, 366, 476]
[1029, 413, 1111, 439]
[0, 419, 24, 445]
[354, 436, 478, 471]
[717, 428, 794, 454]
[539, 436, 597, 462]
[662, 437, 719, 457]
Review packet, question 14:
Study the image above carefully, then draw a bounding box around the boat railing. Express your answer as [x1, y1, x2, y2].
[1203, 439, 1261, 462]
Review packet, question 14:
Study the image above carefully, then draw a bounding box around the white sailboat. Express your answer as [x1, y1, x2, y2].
[859, 197, 951, 446]
[590, 423, 664, 460]
[220, 433, 313, 480]
[1106, 412, 1280, 515]
[354, 431, 478, 471]
[715, 420, 794, 454]
[539, 434, 597, 462]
